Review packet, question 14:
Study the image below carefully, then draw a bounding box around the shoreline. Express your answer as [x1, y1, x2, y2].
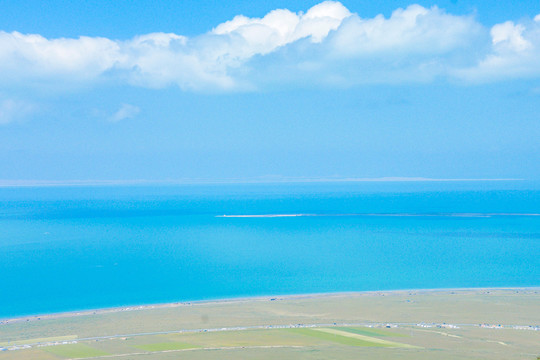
[2, 286, 538, 325]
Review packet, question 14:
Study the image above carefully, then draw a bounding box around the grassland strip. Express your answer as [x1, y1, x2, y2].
[135, 342, 198, 351]
[313, 328, 420, 348]
[44, 343, 109, 358]
[0, 335, 78, 347]
[71, 345, 306, 359]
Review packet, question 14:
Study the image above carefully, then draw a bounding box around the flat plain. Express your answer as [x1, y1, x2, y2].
[1, 288, 539, 359]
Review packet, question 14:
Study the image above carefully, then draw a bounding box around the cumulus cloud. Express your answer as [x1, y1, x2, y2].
[0, 2, 539, 91]
[109, 103, 140, 122]
[453, 17, 540, 82]
[0, 98, 36, 124]
[212, 1, 351, 48]
[0, 32, 120, 83]
[330, 5, 483, 56]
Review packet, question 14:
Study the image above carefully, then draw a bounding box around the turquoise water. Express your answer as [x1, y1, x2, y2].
[1, 181, 539, 318]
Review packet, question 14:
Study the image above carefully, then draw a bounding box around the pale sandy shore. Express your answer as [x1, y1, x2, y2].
[2, 287, 538, 325]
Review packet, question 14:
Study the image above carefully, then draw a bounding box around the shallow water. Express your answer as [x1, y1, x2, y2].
[1, 181, 539, 318]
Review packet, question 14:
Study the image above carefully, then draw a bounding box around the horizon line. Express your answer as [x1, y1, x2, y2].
[0, 177, 528, 188]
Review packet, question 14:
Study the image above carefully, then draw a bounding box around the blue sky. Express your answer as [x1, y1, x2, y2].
[1, 0, 539, 182]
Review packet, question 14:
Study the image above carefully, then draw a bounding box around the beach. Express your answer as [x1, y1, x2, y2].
[1, 288, 539, 359]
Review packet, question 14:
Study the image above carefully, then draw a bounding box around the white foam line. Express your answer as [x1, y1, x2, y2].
[217, 213, 540, 218]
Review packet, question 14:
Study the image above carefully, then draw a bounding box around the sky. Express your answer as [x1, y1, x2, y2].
[0, 0, 539, 182]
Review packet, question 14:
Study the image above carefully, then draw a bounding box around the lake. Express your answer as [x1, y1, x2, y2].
[1, 181, 539, 318]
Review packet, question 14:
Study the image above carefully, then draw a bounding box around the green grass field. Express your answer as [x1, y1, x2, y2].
[0, 289, 539, 360]
[290, 328, 394, 346]
[0, 335, 78, 347]
[43, 343, 109, 358]
[135, 342, 198, 351]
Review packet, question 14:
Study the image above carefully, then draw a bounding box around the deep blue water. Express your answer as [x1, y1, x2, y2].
[1, 181, 539, 318]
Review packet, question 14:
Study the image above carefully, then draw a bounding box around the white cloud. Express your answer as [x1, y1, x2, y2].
[0, 98, 36, 124]
[0, 31, 120, 83]
[109, 103, 140, 122]
[213, 1, 351, 48]
[330, 5, 483, 56]
[0, 2, 540, 91]
[453, 17, 540, 82]
[491, 21, 531, 51]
